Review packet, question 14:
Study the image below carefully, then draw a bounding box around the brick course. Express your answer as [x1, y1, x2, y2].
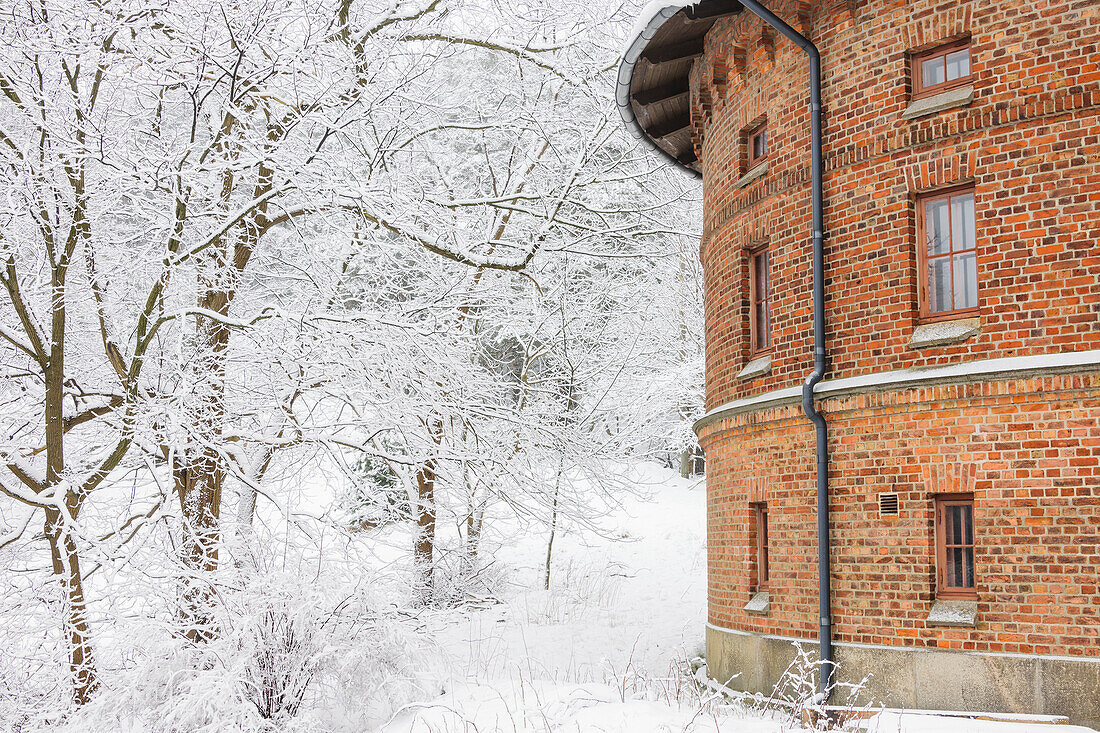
[692, 0, 1100, 662]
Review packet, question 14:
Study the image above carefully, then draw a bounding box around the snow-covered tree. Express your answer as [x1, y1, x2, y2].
[0, 0, 703, 718]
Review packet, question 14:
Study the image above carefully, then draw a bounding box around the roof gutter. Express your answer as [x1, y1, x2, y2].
[615, 4, 704, 178]
[735, 0, 833, 701]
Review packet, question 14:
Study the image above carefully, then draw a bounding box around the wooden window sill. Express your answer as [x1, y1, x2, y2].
[926, 598, 978, 627]
[908, 317, 980, 349]
[744, 590, 770, 616]
[737, 354, 772, 381]
[902, 85, 974, 120]
[734, 162, 768, 189]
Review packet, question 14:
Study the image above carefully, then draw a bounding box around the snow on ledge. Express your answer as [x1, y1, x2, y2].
[743, 590, 770, 615]
[696, 349, 1100, 432]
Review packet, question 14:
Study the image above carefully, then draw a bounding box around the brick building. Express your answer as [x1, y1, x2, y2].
[618, 0, 1100, 724]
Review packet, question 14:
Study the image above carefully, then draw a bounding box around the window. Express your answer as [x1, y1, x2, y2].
[916, 185, 977, 321]
[912, 39, 971, 99]
[749, 245, 771, 354]
[753, 503, 769, 591]
[747, 121, 767, 169]
[935, 495, 976, 598]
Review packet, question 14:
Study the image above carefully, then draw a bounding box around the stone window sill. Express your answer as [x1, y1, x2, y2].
[734, 162, 767, 189]
[901, 85, 975, 120]
[737, 355, 772, 381]
[927, 598, 978, 628]
[908, 317, 980, 349]
[744, 590, 770, 615]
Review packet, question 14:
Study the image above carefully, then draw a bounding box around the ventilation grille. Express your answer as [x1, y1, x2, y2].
[879, 493, 900, 517]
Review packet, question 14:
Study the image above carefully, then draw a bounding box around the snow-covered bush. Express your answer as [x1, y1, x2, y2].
[32, 556, 435, 733]
[426, 552, 512, 610]
[700, 643, 878, 731]
[241, 607, 322, 720]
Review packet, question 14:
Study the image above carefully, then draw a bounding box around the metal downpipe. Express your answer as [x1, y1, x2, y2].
[735, 0, 833, 699]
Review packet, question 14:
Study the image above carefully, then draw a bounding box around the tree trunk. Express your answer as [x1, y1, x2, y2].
[412, 419, 444, 604]
[461, 460, 488, 576]
[44, 275, 99, 703]
[173, 448, 224, 642]
[173, 303, 229, 642]
[237, 484, 258, 528]
[413, 458, 437, 603]
[544, 464, 562, 591]
[44, 510, 99, 705]
[679, 447, 693, 478]
[463, 496, 488, 581]
[465, 501, 484, 566]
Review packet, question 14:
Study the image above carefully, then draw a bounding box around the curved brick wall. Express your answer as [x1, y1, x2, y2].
[700, 373, 1100, 656]
[687, 0, 1100, 719]
[693, 0, 1100, 411]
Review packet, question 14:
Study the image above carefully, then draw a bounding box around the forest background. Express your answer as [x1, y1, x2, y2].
[0, 0, 704, 729]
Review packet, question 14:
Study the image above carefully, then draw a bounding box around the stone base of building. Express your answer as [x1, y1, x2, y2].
[706, 624, 1100, 729]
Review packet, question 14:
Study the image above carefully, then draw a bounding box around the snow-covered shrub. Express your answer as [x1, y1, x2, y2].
[48, 560, 435, 733]
[426, 550, 511, 609]
[241, 607, 322, 720]
[705, 643, 878, 730]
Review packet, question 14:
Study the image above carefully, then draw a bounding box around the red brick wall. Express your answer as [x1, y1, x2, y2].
[693, 0, 1100, 658]
[701, 374, 1100, 656]
[692, 0, 1100, 411]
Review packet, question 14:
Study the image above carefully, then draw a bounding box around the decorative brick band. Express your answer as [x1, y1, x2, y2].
[694, 349, 1100, 434]
[700, 90, 1100, 241]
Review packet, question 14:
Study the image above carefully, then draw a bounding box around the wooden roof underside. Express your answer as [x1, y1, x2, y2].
[625, 1, 744, 172]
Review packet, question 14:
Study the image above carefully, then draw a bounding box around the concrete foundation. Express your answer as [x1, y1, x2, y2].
[706, 624, 1100, 729]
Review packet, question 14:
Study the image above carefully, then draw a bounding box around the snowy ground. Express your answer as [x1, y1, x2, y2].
[382, 463, 723, 732]
[429, 464, 707, 683]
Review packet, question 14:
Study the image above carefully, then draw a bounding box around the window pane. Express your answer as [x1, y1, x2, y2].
[928, 257, 952, 312]
[953, 252, 978, 310]
[753, 251, 769, 349]
[753, 130, 767, 160]
[922, 55, 945, 87]
[761, 511, 769, 582]
[756, 301, 769, 348]
[951, 193, 976, 251]
[926, 198, 950, 255]
[939, 500, 976, 591]
[755, 251, 768, 300]
[945, 48, 970, 81]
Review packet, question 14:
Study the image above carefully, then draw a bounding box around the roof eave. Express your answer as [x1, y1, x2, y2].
[615, 1, 742, 177]
[616, 3, 703, 177]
